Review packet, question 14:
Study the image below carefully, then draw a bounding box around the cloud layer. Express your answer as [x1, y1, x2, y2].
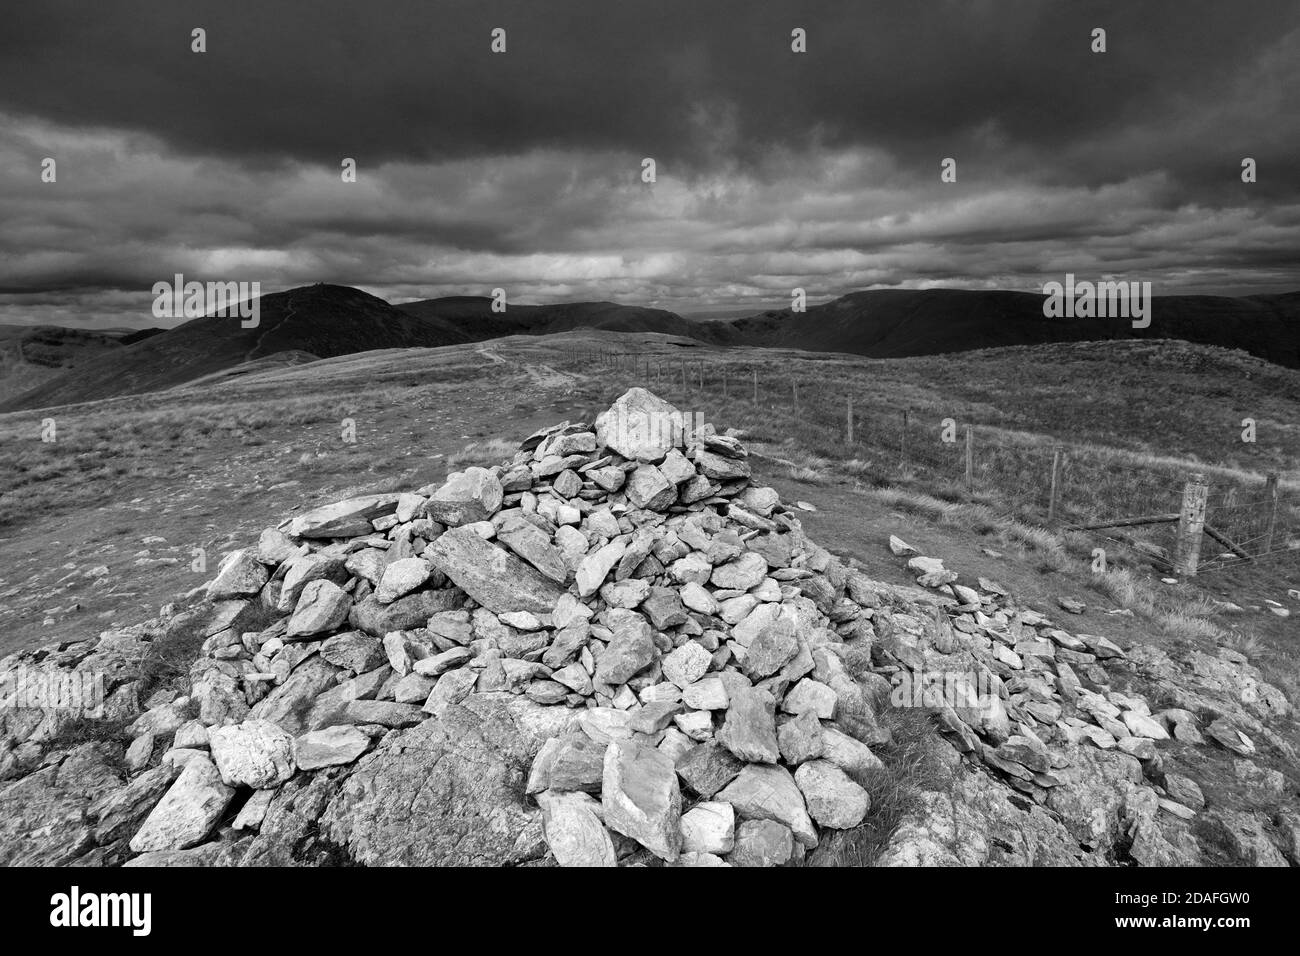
[2, 0, 1298, 327]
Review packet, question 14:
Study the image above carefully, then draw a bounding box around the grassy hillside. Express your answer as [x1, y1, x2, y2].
[0, 285, 472, 412]
[0, 325, 131, 403]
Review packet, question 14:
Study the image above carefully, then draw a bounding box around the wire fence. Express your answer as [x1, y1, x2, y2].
[560, 347, 1300, 576]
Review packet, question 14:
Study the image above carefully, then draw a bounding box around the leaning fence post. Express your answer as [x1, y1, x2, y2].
[964, 427, 973, 489]
[1047, 447, 1063, 522]
[898, 410, 909, 469]
[1263, 473, 1279, 553]
[1173, 472, 1209, 576]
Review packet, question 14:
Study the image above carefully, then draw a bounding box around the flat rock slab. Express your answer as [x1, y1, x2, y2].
[321, 694, 575, 866]
[426, 526, 565, 614]
[129, 756, 234, 853]
[602, 738, 683, 862]
[288, 495, 400, 538]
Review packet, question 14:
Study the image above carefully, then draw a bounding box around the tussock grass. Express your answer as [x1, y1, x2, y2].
[808, 700, 952, 867]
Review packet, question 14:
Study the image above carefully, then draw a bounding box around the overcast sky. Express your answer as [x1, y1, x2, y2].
[2, 0, 1298, 328]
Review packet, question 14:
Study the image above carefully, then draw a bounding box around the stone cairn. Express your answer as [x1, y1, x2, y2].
[1, 388, 1292, 867]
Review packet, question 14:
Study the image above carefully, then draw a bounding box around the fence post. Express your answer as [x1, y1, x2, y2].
[752, 367, 758, 403]
[1173, 472, 1209, 576]
[722, 365, 727, 398]
[898, 410, 909, 469]
[846, 397, 854, 445]
[1262, 473, 1279, 553]
[964, 427, 973, 489]
[1047, 447, 1063, 522]
[792, 379, 798, 412]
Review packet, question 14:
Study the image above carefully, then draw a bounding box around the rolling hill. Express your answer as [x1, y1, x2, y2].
[724, 289, 1300, 368]
[4, 284, 1299, 412]
[0, 325, 138, 403]
[0, 285, 473, 412]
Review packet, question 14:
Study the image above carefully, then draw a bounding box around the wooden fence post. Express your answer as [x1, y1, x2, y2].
[964, 427, 973, 488]
[899, 410, 909, 469]
[792, 380, 798, 412]
[1173, 472, 1209, 576]
[1047, 447, 1063, 522]
[846, 397, 854, 445]
[1263, 473, 1279, 553]
[752, 367, 758, 403]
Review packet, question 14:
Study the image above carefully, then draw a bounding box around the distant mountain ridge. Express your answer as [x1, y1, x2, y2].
[724, 289, 1300, 368]
[399, 297, 734, 344]
[1, 283, 1296, 412]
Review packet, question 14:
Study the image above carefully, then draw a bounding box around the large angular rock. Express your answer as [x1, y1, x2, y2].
[427, 526, 565, 614]
[679, 801, 735, 854]
[742, 618, 799, 679]
[594, 609, 656, 686]
[374, 557, 433, 604]
[602, 738, 683, 861]
[527, 733, 607, 794]
[576, 539, 627, 597]
[718, 684, 780, 764]
[206, 549, 268, 600]
[717, 763, 817, 848]
[729, 819, 794, 867]
[129, 756, 235, 853]
[288, 494, 400, 538]
[536, 790, 617, 867]
[248, 657, 343, 735]
[595, 388, 685, 462]
[349, 589, 463, 636]
[319, 632, 387, 673]
[663, 641, 713, 688]
[711, 552, 768, 591]
[675, 742, 744, 799]
[423, 467, 503, 527]
[286, 579, 352, 638]
[277, 553, 348, 612]
[208, 719, 296, 789]
[496, 514, 568, 584]
[293, 726, 373, 770]
[626, 465, 677, 511]
[320, 694, 576, 865]
[794, 759, 870, 829]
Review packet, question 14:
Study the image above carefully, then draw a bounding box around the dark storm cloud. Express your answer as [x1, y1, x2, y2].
[4, 0, 1297, 186]
[1, 0, 1298, 326]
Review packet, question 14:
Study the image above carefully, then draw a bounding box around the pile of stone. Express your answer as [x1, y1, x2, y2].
[1, 387, 1295, 868]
